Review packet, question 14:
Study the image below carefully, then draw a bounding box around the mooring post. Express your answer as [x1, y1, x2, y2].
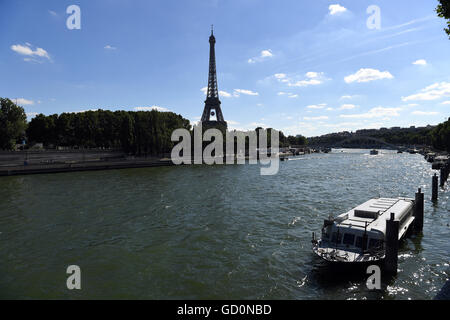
[385, 212, 399, 275]
[414, 188, 424, 232]
[432, 173, 438, 201]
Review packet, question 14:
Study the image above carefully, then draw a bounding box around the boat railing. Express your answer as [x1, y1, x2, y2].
[334, 214, 348, 223]
[363, 243, 385, 258]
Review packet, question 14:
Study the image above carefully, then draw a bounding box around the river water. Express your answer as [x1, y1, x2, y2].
[0, 149, 448, 299]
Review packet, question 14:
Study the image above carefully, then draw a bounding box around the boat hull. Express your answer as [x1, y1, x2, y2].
[312, 242, 384, 265]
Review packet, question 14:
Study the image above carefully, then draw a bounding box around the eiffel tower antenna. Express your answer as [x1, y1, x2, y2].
[201, 26, 227, 128]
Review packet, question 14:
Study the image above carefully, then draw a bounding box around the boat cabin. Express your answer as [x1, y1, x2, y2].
[320, 198, 415, 254]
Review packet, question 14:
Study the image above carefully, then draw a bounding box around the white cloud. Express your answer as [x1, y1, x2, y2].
[402, 82, 450, 101]
[273, 71, 329, 87]
[23, 57, 41, 63]
[261, 50, 273, 58]
[274, 73, 286, 79]
[329, 4, 347, 15]
[305, 72, 319, 79]
[248, 49, 274, 63]
[249, 122, 266, 127]
[227, 121, 268, 131]
[26, 112, 39, 120]
[190, 116, 201, 125]
[339, 107, 402, 119]
[273, 72, 328, 87]
[278, 92, 298, 98]
[233, 89, 259, 96]
[411, 111, 439, 116]
[304, 116, 329, 121]
[339, 104, 358, 110]
[201, 87, 235, 98]
[11, 43, 51, 61]
[441, 100, 450, 105]
[134, 106, 170, 112]
[344, 68, 394, 83]
[104, 45, 117, 50]
[340, 95, 356, 100]
[412, 59, 427, 66]
[307, 104, 327, 109]
[290, 79, 322, 87]
[15, 98, 34, 106]
[48, 10, 58, 16]
[219, 90, 232, 98]
[290, 71, 325, 86]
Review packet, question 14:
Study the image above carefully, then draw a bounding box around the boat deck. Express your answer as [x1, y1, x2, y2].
[314, 247, 384, 263]
[336, 197, 414, 237]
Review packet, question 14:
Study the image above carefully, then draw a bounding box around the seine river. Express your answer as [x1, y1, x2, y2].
[0, 149, 448, 299]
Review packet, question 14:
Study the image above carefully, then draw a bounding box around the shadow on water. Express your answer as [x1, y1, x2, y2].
[408, 233, 424, 254]
[309, 257, 403, 299]
[431, 199, 439, 208]
[311, 256, 376, 286]
[308, 231, 426, 299]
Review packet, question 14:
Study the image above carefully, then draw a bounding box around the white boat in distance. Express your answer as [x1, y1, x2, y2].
[312, 197, 415, 264]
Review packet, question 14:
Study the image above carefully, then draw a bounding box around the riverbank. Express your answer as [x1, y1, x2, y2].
[1, 147, 447, 177]
[0, 150, 174, 176]
[0, 158, 175, 176]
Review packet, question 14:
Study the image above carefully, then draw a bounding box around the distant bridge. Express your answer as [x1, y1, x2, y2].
[325, 135, 400, 149]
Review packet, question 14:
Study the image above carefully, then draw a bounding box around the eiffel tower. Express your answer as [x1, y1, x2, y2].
[201, 26, 227, 129]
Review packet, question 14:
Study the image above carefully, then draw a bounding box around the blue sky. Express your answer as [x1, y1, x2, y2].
[1, 0, 449, 137]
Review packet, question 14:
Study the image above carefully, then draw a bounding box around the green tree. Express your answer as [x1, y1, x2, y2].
[21, 108, 191, 155]
[437, 0, 450, 38]
[0, 98, 27, 150]
[431, 117, 450, 151]
[56, 113, 75, 146]
[287, 135, 307, 146]
[27, 113, 57, 146]
[116, 111, 135, 153]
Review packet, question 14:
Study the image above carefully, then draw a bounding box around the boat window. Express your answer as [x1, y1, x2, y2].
[331, 232, 342, 244]
[343, 233, 355, 246]
[369, 238, 382, 249]
[355, 236, 368, 249]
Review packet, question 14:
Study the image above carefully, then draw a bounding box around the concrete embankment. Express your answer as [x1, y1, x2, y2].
[0, 150, 125, 166]
[0, 150, 174, 176]
[0, 159, 175, 176]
